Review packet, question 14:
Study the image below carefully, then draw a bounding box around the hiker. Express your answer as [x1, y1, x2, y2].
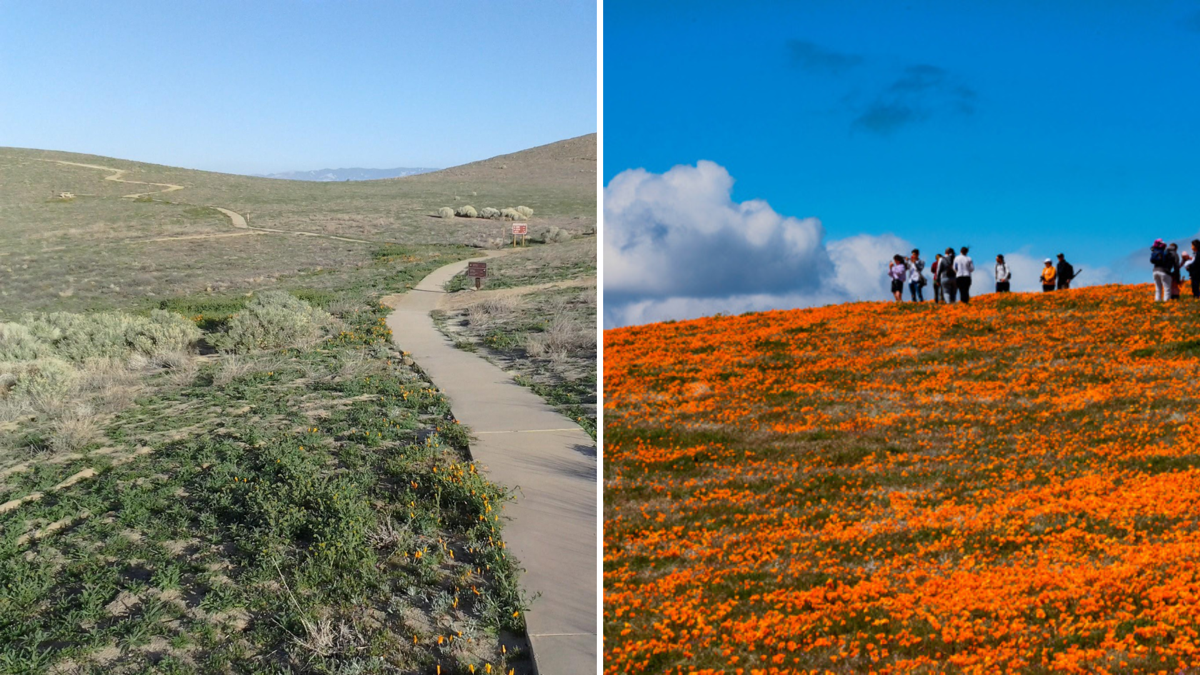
[1151, 239, 1174, 302]
[1055, 254, 1075, 290]
[931, 254, 945, 303]
[889, 255, 907, 302]
[940, 247, 958, 303]
[953, 246, 974, 304]
[1041, 259, 1057, 292]
[1188, 240, 1200, 298]
[907, 249, 926, 302]
[1170, 243, 1184, 300]
[995, 254, 1011, 293]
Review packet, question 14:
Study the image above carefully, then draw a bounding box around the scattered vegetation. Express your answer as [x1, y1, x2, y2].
[479, 208, 501, 219]
[455, 206, 478, 218]
[515, 206, 533, 219]
[437, 207, 455, 219]
[211, 291, 335, 354]
[499, 209, 526, 222]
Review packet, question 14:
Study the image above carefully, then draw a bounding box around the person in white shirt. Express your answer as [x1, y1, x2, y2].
[995, 254, 1011, 293]
[953, 246, 975, 304]
[906, 249, 925, 302]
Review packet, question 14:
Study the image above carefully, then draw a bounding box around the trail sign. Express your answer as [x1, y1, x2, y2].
[511, 223, 528, 248]
[466, 261, 487, 289]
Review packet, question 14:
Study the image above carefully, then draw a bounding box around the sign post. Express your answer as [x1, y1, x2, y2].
[466, 261, 487, 290]
[512, 223, 528, 248]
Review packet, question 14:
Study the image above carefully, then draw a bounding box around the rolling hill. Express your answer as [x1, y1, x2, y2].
[604, 286, 1200, 674]
[0, 134, 596, 316]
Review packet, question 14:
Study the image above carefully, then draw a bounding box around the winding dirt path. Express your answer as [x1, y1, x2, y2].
[382, 254, 597, 674]
[39, 158, 377, 245]
[37, 159, 184, 199]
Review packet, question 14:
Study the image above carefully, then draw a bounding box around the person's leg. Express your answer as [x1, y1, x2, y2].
[916, 282, 924, 302]
[909, 282, 917, 302]
[1154, 271, 1167, 301]
[958, 277, 971, 304]
[945, 282, 956, 303]
[1192, 276, 1199, 298]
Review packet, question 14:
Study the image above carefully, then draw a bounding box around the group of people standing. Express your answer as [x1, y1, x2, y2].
[1150, 239, 1200, 302]
[887, 248, 1078, 303]
[888, 247, 977, 304]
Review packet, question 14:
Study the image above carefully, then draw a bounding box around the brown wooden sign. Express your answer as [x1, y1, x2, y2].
[466, 262, 487, 278]
[511, 224, 528, 236]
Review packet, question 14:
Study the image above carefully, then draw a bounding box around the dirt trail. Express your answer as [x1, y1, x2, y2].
[39, 159, 377, 245]
[439, 276, 596, 312]
[38, 159, 185, 199]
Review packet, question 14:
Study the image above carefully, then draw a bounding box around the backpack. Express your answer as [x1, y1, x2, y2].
[1151, 247, 1167, 266]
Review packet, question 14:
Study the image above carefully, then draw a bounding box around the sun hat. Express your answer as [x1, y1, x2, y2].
[1155, 238, 1165, 246]
[1044, 258, 1052, 263]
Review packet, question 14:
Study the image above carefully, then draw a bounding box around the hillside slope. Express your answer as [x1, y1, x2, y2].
[604, 286, 1200, 674]
[0, 136, 594, 316]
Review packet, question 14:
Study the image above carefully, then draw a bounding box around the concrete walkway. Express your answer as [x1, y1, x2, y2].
[383, 252, 597, 675]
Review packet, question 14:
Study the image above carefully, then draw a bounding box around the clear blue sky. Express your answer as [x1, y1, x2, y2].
[0, 0, 596, 174]
[605, 0, 1200, 283]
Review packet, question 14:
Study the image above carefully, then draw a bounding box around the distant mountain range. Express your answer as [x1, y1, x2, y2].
[256, 167, 439, 181]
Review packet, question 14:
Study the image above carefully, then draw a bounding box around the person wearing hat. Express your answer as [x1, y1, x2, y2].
[1151, 238, 1173, 302]
[1041, 259, 1057, 292]
[1055, 253, 1075, 290]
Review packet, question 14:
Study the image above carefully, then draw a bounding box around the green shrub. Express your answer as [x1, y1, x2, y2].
[515, 206, 534, 218]
[437, 207, 455, 219]
[4, 358, 75, 407]
[0, 323, 53, 361]
[479, 207, 501, 219]
[213, 291, 334, 354]
[500, 208, 526, 221]
[17, 311, 201, 362]
[456, 205, 478, 218]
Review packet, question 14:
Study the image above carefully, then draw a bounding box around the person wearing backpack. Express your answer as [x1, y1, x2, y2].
[1041, 259, 1057, 292]
[953, 246, 975, 304]
[995, 254, 1011, 293]
[940, 247, 958, 303]
[907, 249, 926, 302]
[1151, 239, 1172, 302]
[889, 254, 907, 302]
[1055, 254, 1075, 290]
[931, 254, 945, 303]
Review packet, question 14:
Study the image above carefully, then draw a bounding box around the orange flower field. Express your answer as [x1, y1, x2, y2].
[603, 285, 1200, 674]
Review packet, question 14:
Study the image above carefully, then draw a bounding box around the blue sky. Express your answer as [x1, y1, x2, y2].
[0, 0, 595, 174]
[604, 0, 1200, 326]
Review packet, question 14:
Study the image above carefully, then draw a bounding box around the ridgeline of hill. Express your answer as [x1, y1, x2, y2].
[604, 285, 1200, 674]
[0, 134, 595, 316]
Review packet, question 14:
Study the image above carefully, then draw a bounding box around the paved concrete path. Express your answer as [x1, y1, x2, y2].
[383, 252, 597, 675]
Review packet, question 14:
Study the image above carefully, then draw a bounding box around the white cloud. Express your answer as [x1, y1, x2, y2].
[603, 161, 1126, 328]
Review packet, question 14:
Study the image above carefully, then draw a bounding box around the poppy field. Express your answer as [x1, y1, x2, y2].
[604, 285, 1200, 674]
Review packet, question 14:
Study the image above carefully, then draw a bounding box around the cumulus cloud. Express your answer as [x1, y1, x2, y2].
[786, 40, 864, 74]
[604, 162, 1128, 328]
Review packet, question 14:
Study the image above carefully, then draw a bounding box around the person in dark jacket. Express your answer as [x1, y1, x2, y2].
[1055, 254, 1074, 290]
[1169, 243, 1183, 300]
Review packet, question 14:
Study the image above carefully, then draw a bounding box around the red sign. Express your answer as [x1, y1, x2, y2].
[466, 262, 487, 278]
[511, 224, 528, 236]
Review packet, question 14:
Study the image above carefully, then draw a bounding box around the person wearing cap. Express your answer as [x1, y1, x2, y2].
[995, 254, 1011, 293]
[1151, 238, 1172, 302]
[1041, 259, 1057, 292]
[953, 246, 974, 304]
[1055, 254, 1075, 290]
